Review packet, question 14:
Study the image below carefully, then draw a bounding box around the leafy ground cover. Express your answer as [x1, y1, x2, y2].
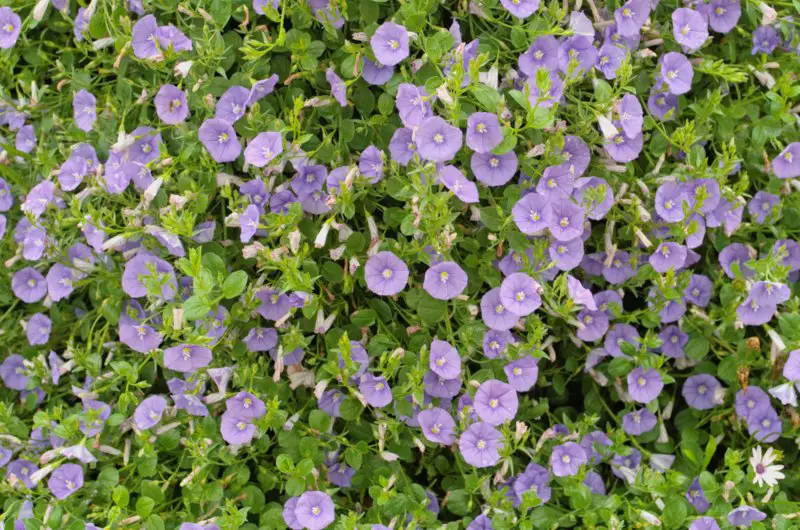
[1, 0, 800, 529]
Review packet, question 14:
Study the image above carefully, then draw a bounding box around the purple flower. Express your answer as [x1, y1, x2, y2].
[772, 142, 800, 179]
[610, 448, 641, 479]
[550, 442, 587, 477]
[673, 8, 708, 52]
[214, 86, 249, 124]
[358, 145, 384, 183]
[239, 204, 260, 243]
[683, 374, 723, 410]
[364, 251, 409, 296]
[605, 128, 643, 163]
[134, 395, 168, 430]
[371, 22, 409, 66]
[748, 191, 780, 223]
[437, 165, 479, 203]
[467, 515, 493, 530]
[752, 25, 779, 54]
[747, 406, 781, 442]
[309, 0, 344, 28]
[581, 431, 612, 464]
[576, 309, 609, 342]
[472, 151, 518, 187]
[499, 273, 541, 316]
[648, 84, 679, 120]
[131, 15, 160, 59]
[550, 238, 584, 271]
[735, 386, 770, 420]
[155, 84, 189, 124]
[221, 412, 257, 445]
[359, 373, 393, 407]
[294, 491, 335, 530]
[558, 36, 597, 78]
[546, 198, 585, 241]
[326, 69, 347, 106]
[122, 253, 177, 300]
[15, 124, 35, 154]
[26, 313, 51, 345]
[0, 7, 21, 49]
[504, 356, 538, 392]
[707, 0, 740, 33]
[649, 242, 688, 273]
[736, 295, 776, 326]
[0, 177, 12, 211]
[687, 478, 710, 513]
[614, 0, 650, 37]
[247, 74, 279, 105]
[601, 250, 636, 284]
[155, 24, 193, 53]
[164, 344, 212, 373]
[784, 349, 800, 381]
[199, 119, 242, 163]
[660, 52, 694, 95]
[627, 367, 663, 403]
[527, 71, 564, 109]
[423, 370, 462, 399]
[519, 36, 559, 76]
[418, 407, 456, 445]
[389, 127, 416, 165]
[362, 58, 394, 86]
[657, 325, 688, 358]
[689, 518, 720, 530]
[474, 379, 519, 425]
[80, 400, 111, 436]
[416, 117, 463, 163]
[1, 354, 28, 390]
[512, 192, 549, 234]
[536, 164, 574, 200]
[227, 391, 266, 420]
[622, 407, 657, 435]
[655, 182, 687, 222]
[727, 506, 767, 527]
[617, 95, 643, 138]
[429, 339, 461, 379]
[560, 135, 591, 177]
[483, 330, 513, 359]
[12, 267, 47, 303]
[500, 0, 539, 18]
[466, 112, 503, 154]
[244, 327, 278, 352]
[396, 84, 432, 127]
[719, 243, 754, 278]
[73, 89, 97, 132]
[283, 497, 304, 530]
[119, 317, 163, 354]
[459, 421, 503, 468]
[596, 43, 626, 79]
[7, 459, 38, 488]
[48, 463, 83, 499]
[292, 165, 327, 195]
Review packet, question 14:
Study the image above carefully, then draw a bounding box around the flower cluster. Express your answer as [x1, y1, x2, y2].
[1, 0, 800, 529]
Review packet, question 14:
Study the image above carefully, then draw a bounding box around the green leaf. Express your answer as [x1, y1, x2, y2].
[351, 309, 376, 327]
[471, 85, 501, 112]
[308, 409, 331, 432]
[416, 295, 447, 326]
[183, 295, 211, 321]
[222, 270, 248, 299]
[136, 497, 156, 518]
[113, 486, 129, 508]
[210, 0, 232, 26]
[685, 335, 709, 360]
[479, 206, 503, 231]
[662, 495, 689, 529]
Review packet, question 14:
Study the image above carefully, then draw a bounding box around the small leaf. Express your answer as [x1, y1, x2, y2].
[222, 270, 248, 299]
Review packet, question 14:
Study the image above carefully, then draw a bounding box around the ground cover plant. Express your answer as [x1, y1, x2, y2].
[2, 0, 800, 528]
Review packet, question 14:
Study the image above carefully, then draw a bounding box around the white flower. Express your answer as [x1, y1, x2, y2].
[749, 446, 785, 487]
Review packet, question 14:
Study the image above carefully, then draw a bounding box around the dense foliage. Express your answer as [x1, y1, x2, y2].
[2, 0, 800, 529]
